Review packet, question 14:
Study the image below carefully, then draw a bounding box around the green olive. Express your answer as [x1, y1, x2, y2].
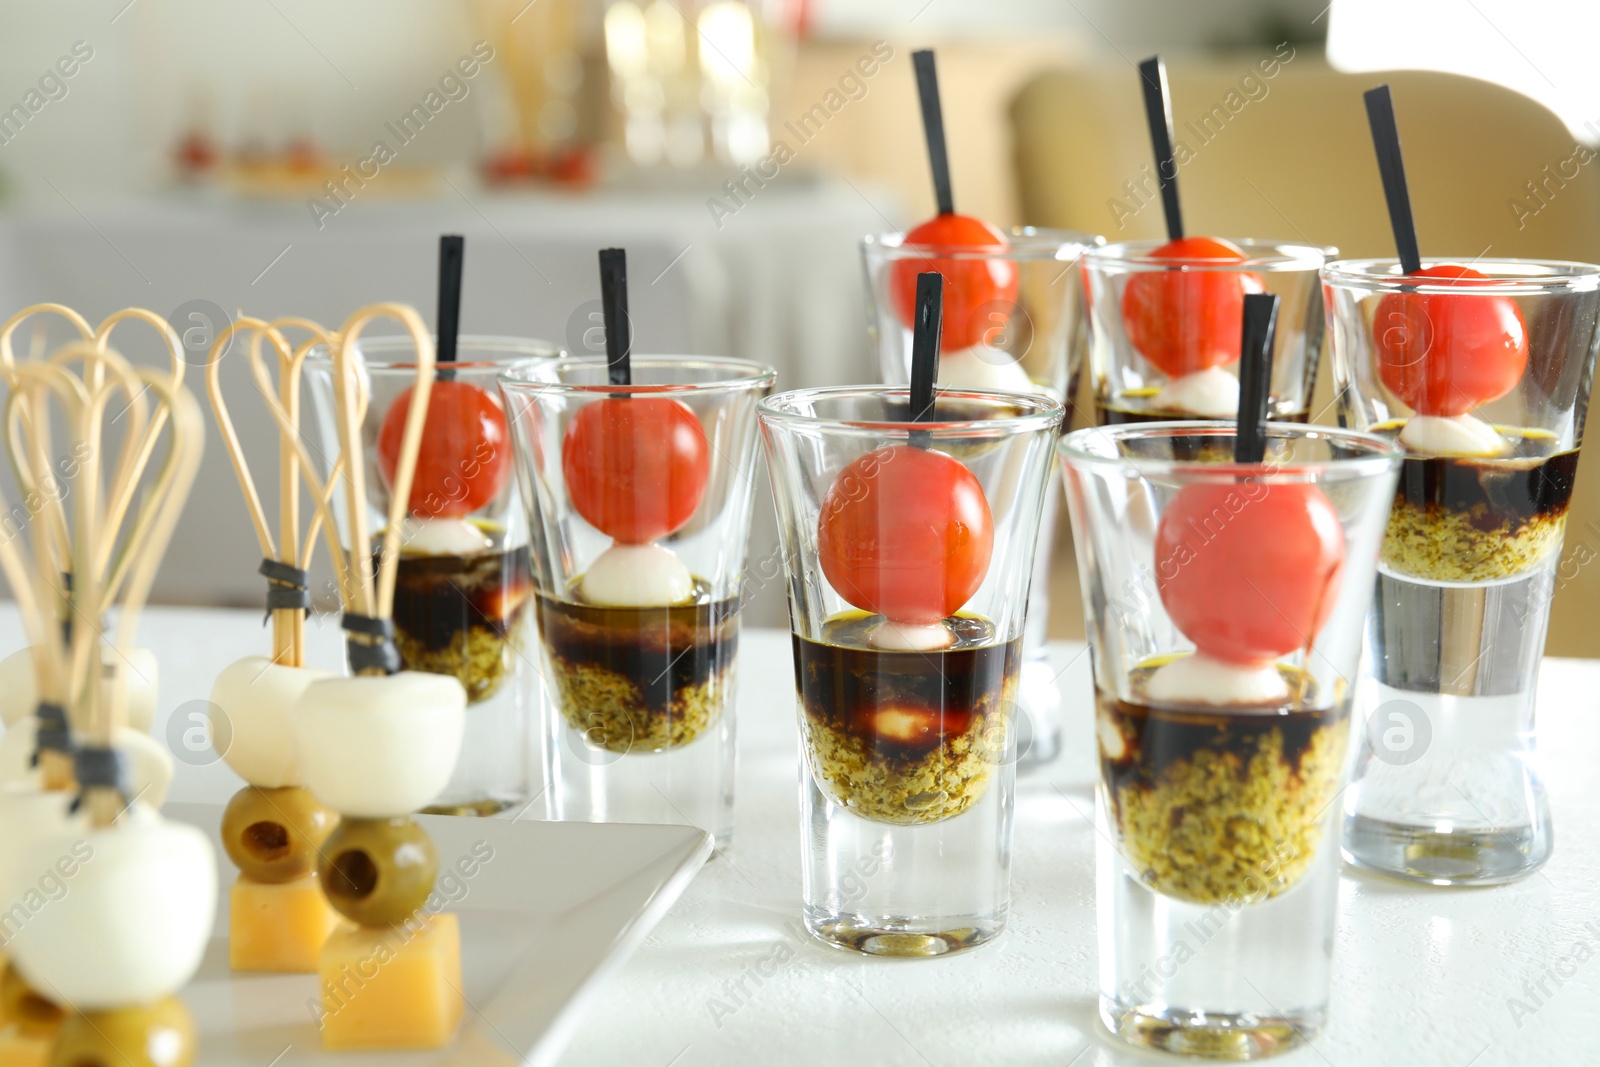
[317, 816, 437, 926]
[1, 963, 62, 1036]
[50, 997, 195, 1067]
[221, 785, 337, 883]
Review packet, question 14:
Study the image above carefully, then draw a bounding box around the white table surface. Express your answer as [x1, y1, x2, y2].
[8, 605, 1597, 1067]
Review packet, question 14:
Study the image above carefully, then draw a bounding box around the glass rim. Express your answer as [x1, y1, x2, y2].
[759, 384, 1063, 438]
[497, 354, 776, 396]
[306, 333, 562, 372]
[1321, 257, 1600, 292]
[1085, 237, 1335, 272]
[1058, 421, 1403, 479]
[863, 225, 1104, 262]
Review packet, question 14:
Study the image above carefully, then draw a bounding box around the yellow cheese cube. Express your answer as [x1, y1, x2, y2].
[230, 874, 342, 973]
[318, 914, 463, 1050]
[0, 1025, 51, 1067]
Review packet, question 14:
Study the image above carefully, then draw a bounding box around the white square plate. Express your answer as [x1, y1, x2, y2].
[165, 803, 713, 1066]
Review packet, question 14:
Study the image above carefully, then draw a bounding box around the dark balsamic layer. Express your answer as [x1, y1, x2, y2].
[535, 583, 738, 717]
[794, 614, 1019, 764]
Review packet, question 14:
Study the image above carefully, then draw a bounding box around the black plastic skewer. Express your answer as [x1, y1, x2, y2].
[1138, 55, 1184, 241]
[1235, 292, 1279, 464]
[599, 248, 630, 387]
[437, 235, 464, 366]
[908, 271, 944, 447]
[1364, 85, 1422, 276]
[912, 50, 955, 216]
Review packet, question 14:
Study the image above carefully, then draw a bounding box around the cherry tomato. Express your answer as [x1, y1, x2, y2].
[562, 397, 709, 543]
[889, 214, 1020, 351]
[377, 380, 511, 519]
[817, 444, 993, 624]
[1120, 236, 1267, 379]
[1373, 264, 1528, 417]
[1154, 482, 1344, 665]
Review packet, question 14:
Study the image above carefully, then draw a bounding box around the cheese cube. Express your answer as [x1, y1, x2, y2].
[230, 874, 342, 973]
[0, 1026, 51, 1067]
[318, 914, 463, 1050]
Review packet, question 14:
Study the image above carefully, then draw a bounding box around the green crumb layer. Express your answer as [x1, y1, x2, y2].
[396, 621, 522, 705]
[1111, 723, 1346, 906]
[1381, 502, 1564, 583]
[550, 655, 728, 754]
[802, 709, 1008, 827]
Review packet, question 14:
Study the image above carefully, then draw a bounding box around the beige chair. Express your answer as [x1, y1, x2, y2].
[1011, 55, 1600, 656]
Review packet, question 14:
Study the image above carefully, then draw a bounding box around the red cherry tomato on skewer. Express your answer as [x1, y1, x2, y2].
[889, 214, 1020, 352]
[1154, 482, 1345, 666]
[377, 380, 511, 519]
[817, 444, 993, 625]
[1372, 264, 1528, 417]
[1121, 236, 1267, 379]
[562, 397, 710, 544]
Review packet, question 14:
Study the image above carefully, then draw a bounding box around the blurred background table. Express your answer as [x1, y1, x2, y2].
[0, 175, 892, 624]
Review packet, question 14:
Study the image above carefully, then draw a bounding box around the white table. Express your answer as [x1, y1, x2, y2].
[9, 606, 1597, 1066]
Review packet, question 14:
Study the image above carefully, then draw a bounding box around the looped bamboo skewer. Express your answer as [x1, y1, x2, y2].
[332, 304, 434, 627]
[0, 306, 186, 708]
[0, 342, 201, 810]
[206, 315, 350, 667]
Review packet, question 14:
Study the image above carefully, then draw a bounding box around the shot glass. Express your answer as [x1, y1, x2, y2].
[1324, 258, 1600, 884]
[500, 355, 774, 849]
[306, 335, 557, 816]
[759, 386, 1063, 956]
[863, 227, 1103, 771]
[1082, 240, 1332, 425]
[1060, 422, 1401, 1058]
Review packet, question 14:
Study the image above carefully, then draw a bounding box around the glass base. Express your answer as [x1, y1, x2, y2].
[1101, 998, 1325, 1060]
[802, 905, 1004, 958]
[1342, 813, 1551, 885]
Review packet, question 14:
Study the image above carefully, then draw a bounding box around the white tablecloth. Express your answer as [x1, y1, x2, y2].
[5, 605, 1594, 1066]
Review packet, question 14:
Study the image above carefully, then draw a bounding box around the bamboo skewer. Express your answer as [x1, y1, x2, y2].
[207, 316, 345, 667]
[1, 341, 201, 816]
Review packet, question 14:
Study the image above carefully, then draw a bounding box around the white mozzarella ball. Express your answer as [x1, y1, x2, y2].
[0, 646, 158, 734]
[938, 347, 1035, 394]
[5, 813, 215, 1010]
[0, 721, 173, 809]
[0, 787, 83, 905]
[401, 516, 493, 556]
[291, 671, 466, 817]
[580, 543, 694, 607]
[1144, 652, 1290, 706]
[0, 648, 36, 728]
[1399, 413, 1506, 457]
[1154, 366, 1240, 418]
[210, 657, 333, 789]
[867, 619, 955, 651]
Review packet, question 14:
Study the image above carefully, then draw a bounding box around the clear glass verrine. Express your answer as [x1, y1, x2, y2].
[1324, 257, 1600, 885]
[760, 386, 1063, 957]
[1060, 422, 1401, 1059]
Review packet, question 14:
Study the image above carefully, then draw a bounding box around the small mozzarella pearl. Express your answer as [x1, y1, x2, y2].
[1144, 652, 1290, 706]
[938, 347, 1035, 394]
[401, 516, 493, 556]
[1154, 366, 1240, 418]
[1399, 413, 1507, 457]
[580, 543, 695, 607]
[867, 619, 955, 651]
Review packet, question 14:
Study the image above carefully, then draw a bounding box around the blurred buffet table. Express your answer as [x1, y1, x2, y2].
[0, 174, 895, 621]
[7, 605, 1595, 1066]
